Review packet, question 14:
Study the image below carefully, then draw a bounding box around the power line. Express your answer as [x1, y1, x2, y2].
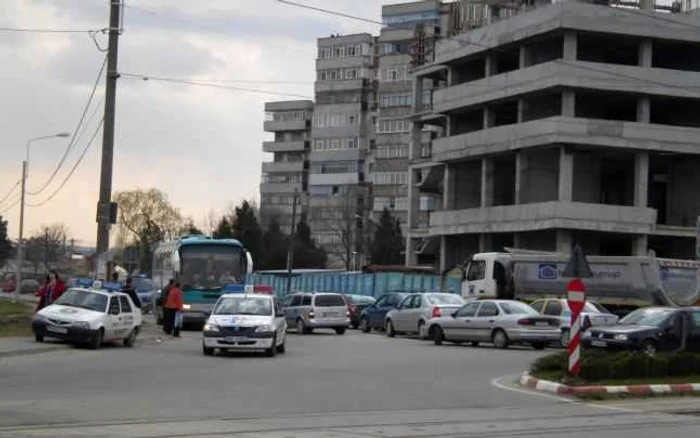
[28, 118, 104, 208]
[0, 197, 20, 216]
[277, 1, 700, 98]
[121, 72, 312, 85]
[0, 180, 20, 209]
[120, 73, 313, 99]
[0, 27, 102, 34]
[28, 56, 107, 196]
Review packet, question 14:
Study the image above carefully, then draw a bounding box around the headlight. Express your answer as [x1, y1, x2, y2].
[182, 304, 192, 310]
[71, 321, 90, 329]
[255, 325, 271, 332]
[203, 323, 219, 332]
[613, 334, 628, 341]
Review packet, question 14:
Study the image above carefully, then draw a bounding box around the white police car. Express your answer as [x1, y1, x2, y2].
[202, 289, 286, 357]
[32, 279, 142, 350]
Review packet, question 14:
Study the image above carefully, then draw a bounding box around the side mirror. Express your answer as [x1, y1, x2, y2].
[451, 311, 458, 318]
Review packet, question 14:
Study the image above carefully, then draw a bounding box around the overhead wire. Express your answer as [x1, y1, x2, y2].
[0, 180, 20, 209]
[27, 118, 105, 208]
[120, 72, 312, 85]
[0, 197, 20, 216]
[27, 56, 107, 196]
[0, 27, 102, 34]
[276, 0, 700, 98]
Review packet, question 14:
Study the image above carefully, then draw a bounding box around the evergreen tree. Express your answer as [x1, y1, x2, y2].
[212, 216, 233, 239]
[369, 208, 405, 265]
[293, 215, 327, 269]
[0, 216, 13, 269]
[231, 201, 263, 264]
[260, 218, 288, 270]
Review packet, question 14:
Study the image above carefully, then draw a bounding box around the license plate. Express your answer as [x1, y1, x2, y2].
[47, 326, 68, 334]
[591, 340, 607, 347]
[324, 312, 338, 318]
[225, 336, 243, 343]
[535, 322, 549, 327]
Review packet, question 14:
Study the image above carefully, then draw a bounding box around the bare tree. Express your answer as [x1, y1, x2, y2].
[314, 189, 364, 270]
[25, 223, 69, 273]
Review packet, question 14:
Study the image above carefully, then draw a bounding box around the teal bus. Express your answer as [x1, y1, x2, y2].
[152, 235, 253, 326]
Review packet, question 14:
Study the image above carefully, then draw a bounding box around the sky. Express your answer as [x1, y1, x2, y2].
[0, 0, 388, 247]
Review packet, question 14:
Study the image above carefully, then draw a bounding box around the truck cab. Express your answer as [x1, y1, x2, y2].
[462, 253, 511, 300]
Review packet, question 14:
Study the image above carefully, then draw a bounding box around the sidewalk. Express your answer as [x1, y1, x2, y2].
[0, 337, 65, 358]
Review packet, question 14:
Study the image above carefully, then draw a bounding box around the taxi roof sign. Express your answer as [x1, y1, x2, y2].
[224, 284, 246, 293]
[72, 278, 122, 293]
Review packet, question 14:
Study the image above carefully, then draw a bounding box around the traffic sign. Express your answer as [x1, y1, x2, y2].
[566, 278, 586, 315]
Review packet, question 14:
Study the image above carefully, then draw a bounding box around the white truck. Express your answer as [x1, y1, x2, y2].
[461, 248, 700, 312]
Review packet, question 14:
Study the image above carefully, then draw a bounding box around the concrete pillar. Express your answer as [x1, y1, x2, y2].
[515, 151, 528, 204]
[634, 152, 649, 207]
[513, 233, 522, 249]
[412, 74, 424, 112]
[517, 99, 526, 123]
[483, 106, 495, 129]
[439, 235, 448, 273]
[405, 236, 417, 265]
[558, 147, 573, 202]
[485, 54, 495, 77]
[410, 122, 423, 160]
[481, 158, 494, 207]
[563, 31, 577, 62]
[556, 230, 572, 253]
[519, 44, 529, 69]
[637, 97, 650, 123]
[632, 235, 649, 256]
[562, 90, 575, 117]
[479, 234, 492, 252]
[639, 39, 653, 67]
[443, 164, 453, 210]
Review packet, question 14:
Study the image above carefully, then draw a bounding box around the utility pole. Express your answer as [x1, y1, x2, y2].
[44, 228, 49, 272]
[285, 189, 299, 295]
[95, 0, 122, 277]
[14, 161, 26, 301]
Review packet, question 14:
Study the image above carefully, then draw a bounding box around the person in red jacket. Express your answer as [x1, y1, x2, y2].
[35, 275, 50, 312]
[164, 281, 184, 337]
[36, 271, 66, 311]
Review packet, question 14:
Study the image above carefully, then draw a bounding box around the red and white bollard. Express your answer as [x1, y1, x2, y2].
[566, 278, 586, 377]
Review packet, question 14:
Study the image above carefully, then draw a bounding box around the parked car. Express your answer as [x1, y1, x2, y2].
[583, 306, 700, 355]
[385, 293, 465, 338]
[282, 292, 349, 335]
[359, 292, 409, 333]
[344, 294, 376, 329]
[425, 299, 561, 349]
[133, 277, 156, 314]
[19, 279, 41, 295]
[529, 298, 619, 346]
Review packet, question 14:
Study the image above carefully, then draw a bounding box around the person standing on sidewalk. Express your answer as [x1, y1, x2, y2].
[37, 271, 66, 311]
[122, 277, 141, 309]
[163, 281, 183, 336]
[35, 275, 50, 312]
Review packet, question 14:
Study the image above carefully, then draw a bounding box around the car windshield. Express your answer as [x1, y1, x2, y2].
[213, 296, 271, 316]
[315, 294, 346, 307]
[134, 278, 154, 292]
[346, 295, 375, 305]
[180, 245, 244, 291]
[500, 301, 539, 315]
[53, 289, 108, 313]
[619, 308, 673, 327]
[586, 301, 611, 314]
[426, 294, 464, 305]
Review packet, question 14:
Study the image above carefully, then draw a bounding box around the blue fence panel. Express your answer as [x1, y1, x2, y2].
[348, 275, 356, 294]
[374, 273, 387, 297]
[387, 273, 403, 293]
[361, 274, 374, 296]
[445, 278, 461, 295]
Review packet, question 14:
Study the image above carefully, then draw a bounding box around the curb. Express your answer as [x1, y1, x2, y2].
[520, 373, 700, 396]
[0, 344, 65, 359]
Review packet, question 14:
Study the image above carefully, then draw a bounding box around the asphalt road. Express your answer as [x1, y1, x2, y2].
[1, 323, 699, 437]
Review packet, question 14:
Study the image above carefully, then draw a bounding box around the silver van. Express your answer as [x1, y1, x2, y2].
[282, 292, 349, 335]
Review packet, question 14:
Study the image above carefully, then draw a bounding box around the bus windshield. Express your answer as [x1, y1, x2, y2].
[180, 245, 244, 290]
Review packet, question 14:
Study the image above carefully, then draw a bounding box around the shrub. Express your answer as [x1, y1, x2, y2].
[530, 350, 700, 382]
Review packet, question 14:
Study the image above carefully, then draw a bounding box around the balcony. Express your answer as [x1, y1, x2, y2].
[259, 182, 304, 194]
[261, 161, 305, 173]
[264, 119, 309, 132]
[262, 141, 307, 153]
[432, 116, 700, 162]
[315, 79, 367, 93]
[429, 201, 657, 236]
[309, 173, 359, 186]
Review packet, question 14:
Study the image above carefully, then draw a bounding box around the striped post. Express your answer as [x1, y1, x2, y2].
[566, 278, 586, 377]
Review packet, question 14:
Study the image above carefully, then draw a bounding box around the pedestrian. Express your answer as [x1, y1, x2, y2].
[122, 277, 141, 309]
[35, 275, 51, 312]
[158, 279, 175, 330]
[164, 281, 183, 337]
[39, 271, 66, 309]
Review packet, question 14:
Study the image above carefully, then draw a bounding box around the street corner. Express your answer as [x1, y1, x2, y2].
[518, 373, 700, 398]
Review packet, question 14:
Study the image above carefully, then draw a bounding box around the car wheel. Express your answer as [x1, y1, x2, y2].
[386, 319, 396, 338]
[492, 329, 510, 349]
[276, 340, 286, 354]
[296, 318, 306, 335]
[123, 328, 137, 348]
[432, 326, 444, 346]
[418, 320, 426, 338]
[361, 317, 371, 333]
[351, 321, 359, 329]
[89, 329, 103, 350]
[34, 333, 44, 343]
[202, 343, 215, 356]
[470, 341, 479, 347]
[642, 339, 658, 357]
[531, 342, 547, 350]
[265, 335, 277, 357]
[335, 327, 346, 335]
[560, 329, 570, 348]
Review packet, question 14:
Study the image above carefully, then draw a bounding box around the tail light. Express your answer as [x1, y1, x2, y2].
[518, 318, 534, 325]
[432, 306, 442, 318]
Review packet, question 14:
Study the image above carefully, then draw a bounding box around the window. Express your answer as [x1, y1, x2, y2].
[466, 260, 486, 281]
[374, 295, 387, 307]
[291, 295, 302, 306]
[312, 138, 359, 151]
[412, 295, 422, 308]
[119, 296, 132, 313]
[376, 119, 411, 134]
[318, 71, 327, 81]
[543, 301, 562, 316]
[314, 113, 360, 128]
[108, 297, 121, 315]
[421, 142, 432, 158]
[500, 302, 538, 315]
[302, 295, 312, 306]
[477, 302, 499, 317]
[398, 296, 412, 309]
[691, 311, 700, 328]
[283, 295, 295, 307]
[380, 42, 410, 55]
[314, 232, 342, 245]
[373, 197, 408, 211]
[310, 161, 358, 175]
[379, 93, 412, 108]
[530, 300, 545, 313]
[318, 43, 365, 60]
[456, 302, 480, 317]
[262, 173, 303, 184]
[372, 172, 408, 185]
[375, 144, 408, 159]
[379, 66, 408, 82]
[265, 110, 308, 122]
[387, 294, 406, 306]
[315, 294, 346, 307]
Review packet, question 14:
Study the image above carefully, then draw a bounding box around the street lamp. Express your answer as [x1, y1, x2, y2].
[15, 132, 70, 299]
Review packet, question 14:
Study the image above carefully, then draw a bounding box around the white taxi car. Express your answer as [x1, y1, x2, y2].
[32, 283, 142, 350]
[202, 292, 286, 357]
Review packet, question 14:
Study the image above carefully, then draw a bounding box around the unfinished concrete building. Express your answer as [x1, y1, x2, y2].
[406, 0, 700, 271]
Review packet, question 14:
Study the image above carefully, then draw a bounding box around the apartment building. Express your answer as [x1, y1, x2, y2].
[260, 100, 313, 234]
[406, 0, 700, 272]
